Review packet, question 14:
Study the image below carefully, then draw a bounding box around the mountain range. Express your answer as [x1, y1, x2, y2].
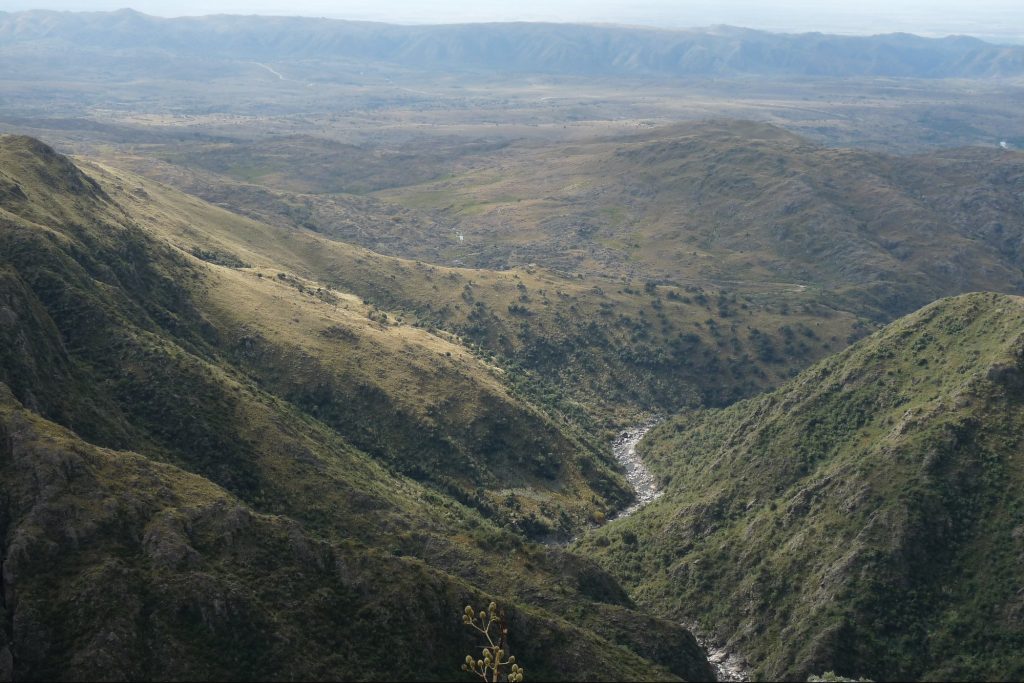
[2, 10, 1023, 80]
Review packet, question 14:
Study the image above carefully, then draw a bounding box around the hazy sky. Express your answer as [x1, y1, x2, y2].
[2, 0, 1022, 41]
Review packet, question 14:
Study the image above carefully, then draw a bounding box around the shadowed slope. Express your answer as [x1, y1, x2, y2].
[0, 133, 631, 535]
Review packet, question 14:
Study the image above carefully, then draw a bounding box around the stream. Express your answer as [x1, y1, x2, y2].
[608, 421, 752, 682]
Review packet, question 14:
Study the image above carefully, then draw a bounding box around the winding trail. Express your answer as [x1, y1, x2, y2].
[251, 62, 286, 80]
[609, 421, 752, 682]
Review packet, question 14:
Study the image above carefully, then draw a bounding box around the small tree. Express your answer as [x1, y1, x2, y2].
[460, 602, 524, 682]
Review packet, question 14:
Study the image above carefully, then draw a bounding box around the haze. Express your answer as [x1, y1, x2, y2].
[3, 0, 1023, 42]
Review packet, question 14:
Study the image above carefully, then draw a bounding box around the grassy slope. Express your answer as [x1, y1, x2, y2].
[578, 292, 1024, 681]
[89, 151, 862, 422]
[0, 135, 713, 680]
[379, 121, 1024, 321]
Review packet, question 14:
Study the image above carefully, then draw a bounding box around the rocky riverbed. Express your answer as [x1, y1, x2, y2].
[693, 632, 751, 682]
[610, 421, 663, 521]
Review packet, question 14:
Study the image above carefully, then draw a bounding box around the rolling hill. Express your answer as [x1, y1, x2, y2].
[75, 137, 861, 421]
[379, 120, 1024, 320]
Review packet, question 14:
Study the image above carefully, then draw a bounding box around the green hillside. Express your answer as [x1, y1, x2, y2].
[0, 134, 713, 680]
[93, 144, 862, 421]
[579, 292, 1024, 681]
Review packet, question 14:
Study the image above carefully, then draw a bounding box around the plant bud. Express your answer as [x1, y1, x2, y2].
[509, 656, 516, 664]
[488, 601, 497, 612]
[466, 655, 474, 665]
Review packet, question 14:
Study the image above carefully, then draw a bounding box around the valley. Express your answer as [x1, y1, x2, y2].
[1, 9, 1024, 682]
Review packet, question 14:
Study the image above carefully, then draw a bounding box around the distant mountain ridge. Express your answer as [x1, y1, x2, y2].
[1, 9, 1023, 79]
